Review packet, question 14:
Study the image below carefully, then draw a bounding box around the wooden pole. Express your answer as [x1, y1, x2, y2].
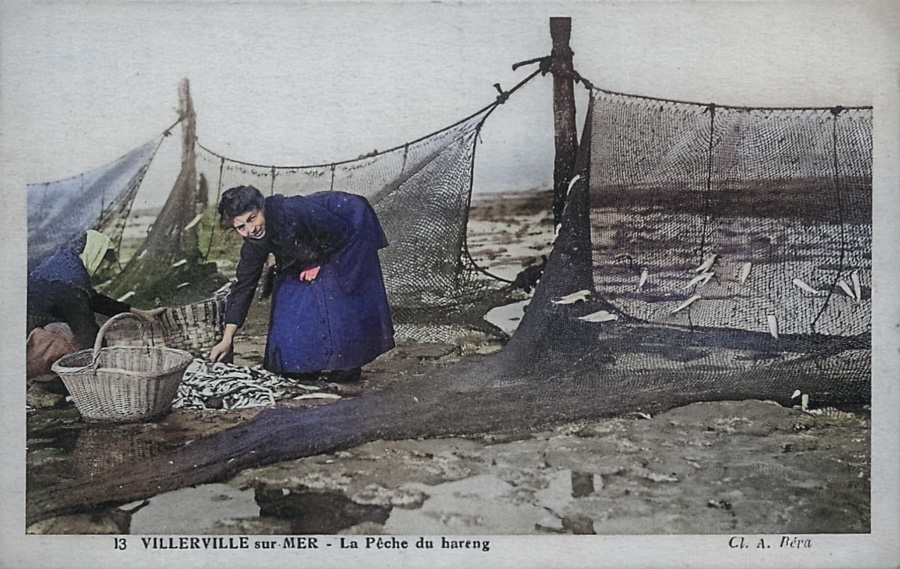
[549, 17, 578, 226]
[107, 78, 205, 299]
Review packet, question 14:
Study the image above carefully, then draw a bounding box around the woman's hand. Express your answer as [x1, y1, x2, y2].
[209, 323, 239, 362]
[131, 307, 167, 321]
[208, 338, 234, 362]
[299, 266, 321, 282]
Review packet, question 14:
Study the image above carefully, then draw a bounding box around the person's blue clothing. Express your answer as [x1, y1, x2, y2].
[27, 234, 130, 349]
[29, 234, 93, 291]
[224, 192, 395, 374]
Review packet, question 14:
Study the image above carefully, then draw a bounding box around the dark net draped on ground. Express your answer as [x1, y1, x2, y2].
[26, 138, 162, 273]
[196, 109, 504, 341]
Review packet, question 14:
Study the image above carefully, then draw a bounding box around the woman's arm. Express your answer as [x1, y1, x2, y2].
[212, 239, 269, 362]
[89, 291, 166, 321]
[88, 291, 131, 317]
[222, 239, 269, 327]
[58, 288, 102, 350]
[288, 193, 386, 293]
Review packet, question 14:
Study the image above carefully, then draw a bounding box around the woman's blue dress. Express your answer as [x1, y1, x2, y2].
[223, 192, 395, 374]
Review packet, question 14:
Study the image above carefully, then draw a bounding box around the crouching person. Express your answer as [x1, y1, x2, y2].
[26, 230, 165, 380]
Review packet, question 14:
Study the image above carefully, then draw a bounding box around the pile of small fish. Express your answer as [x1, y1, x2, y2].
[173, 360, 338, 411]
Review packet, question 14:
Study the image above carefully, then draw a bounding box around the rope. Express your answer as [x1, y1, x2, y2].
[99, 131, 172, 266]
[456, 55, 588, 284]
[29, 116, 180, 188]
[811, 106, 848, 332]
[198, 101, 495, 171]
[162, 114, 186, 138]
[458, 67, 546, 285]
[203, 156, 226, 259]
[460, 122, 514, 285]
[459, 63, 578, 284]
[191, 66, 545, 286]
[591, 86, 871, 113]
[698, 103, 716, 267]
[196, 68, 544, 173]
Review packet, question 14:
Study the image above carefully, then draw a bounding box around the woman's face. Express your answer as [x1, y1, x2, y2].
[232, 209, 267, 239]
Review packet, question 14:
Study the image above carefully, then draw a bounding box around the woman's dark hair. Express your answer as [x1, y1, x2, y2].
[218, 185, 265, 228]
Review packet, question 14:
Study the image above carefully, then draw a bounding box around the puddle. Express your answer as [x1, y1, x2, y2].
[571, 471, 596, 498]
[256, 487, 391, 534]
[27, 398, 871, 536]
[127, 484, 391, 534]
[130, 484, 260, 534]
[26, 406, 394, 535]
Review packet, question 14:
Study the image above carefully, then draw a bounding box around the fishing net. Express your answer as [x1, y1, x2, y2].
[588, 91, 871, 339]
[26, 137, 162, 273]
[488, 89, 871, 416]
[197, 109, 506, 341]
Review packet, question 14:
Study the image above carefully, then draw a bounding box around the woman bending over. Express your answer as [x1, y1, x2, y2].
[208, 185, 394, 381]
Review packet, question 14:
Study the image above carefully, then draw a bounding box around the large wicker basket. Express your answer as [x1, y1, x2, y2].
[154, 284, 231, 358]
[52, 313, 193, 424]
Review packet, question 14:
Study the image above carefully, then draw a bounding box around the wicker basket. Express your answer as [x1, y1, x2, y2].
[52, 313, 193, 424]
[154, 285, 230, 358]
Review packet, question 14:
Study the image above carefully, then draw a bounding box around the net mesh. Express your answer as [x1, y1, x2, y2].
[196, 110, 505, 341]
[490, 90, 871, 418]
[26, 138, 161, 273]
[589, 91, 871, 339]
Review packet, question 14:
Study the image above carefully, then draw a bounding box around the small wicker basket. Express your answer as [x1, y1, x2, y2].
[52, 313, 193, 424]
[154, 284, 231, 358]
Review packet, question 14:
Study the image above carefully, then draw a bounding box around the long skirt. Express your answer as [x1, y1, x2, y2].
[263, 198, 395, 374]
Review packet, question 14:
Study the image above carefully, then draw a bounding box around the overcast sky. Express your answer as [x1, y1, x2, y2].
[2, 0, 897, 209]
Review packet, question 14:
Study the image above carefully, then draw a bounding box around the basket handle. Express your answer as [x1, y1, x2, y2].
[92, 312, 154, 360]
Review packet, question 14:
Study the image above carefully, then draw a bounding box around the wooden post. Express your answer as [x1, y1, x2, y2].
[549, 17, 578, 226]
[107, 78, 206, 300]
